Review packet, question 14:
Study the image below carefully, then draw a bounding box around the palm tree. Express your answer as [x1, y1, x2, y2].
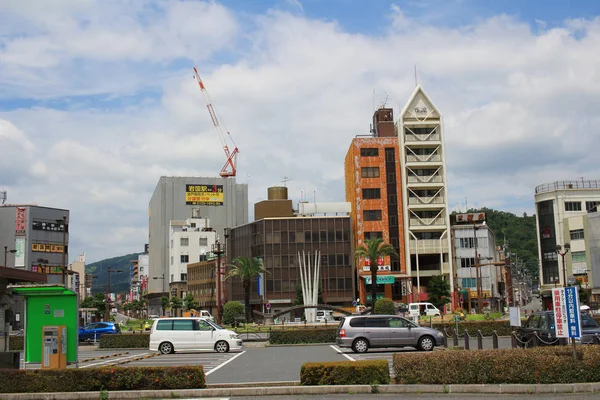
[225, 256, 269, 322]
[354, 238, 398, 311]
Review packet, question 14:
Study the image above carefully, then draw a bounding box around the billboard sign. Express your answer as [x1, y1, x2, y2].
[365, 275, 395, 285]
[455, 213, 486, 223]
[14, 237, 25, 267]
[185, 184, 224, 206]
[552, 286, 581, 339]
[15, 207, 26, 236]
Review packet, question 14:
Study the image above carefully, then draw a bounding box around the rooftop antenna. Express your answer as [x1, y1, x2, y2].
[414, 64, 418, 86]
[0, 191, 6, 205]
[372, 88, 375, 113]
[379, 93, 389, 109]
[281, 176, 292, 187]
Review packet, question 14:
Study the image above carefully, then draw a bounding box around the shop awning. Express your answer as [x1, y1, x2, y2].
[0, 266, 47, 283]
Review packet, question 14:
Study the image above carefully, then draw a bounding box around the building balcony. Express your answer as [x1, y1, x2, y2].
[406, 154, 442, 163]
[407, 175, 444, 184]
[409, 217, 447, 229]
[409, 239, 449, 254]
[405, 133, 441, 142]
[408, 196, 445, 206]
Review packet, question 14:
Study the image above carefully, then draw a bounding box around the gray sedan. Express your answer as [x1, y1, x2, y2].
[336, 315, 444, 353]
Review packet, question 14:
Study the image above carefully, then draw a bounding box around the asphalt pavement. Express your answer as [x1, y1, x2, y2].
[209, 394, 600, 400]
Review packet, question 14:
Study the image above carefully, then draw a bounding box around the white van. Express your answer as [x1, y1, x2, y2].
[316, 310, 335, 323]
[408, 302, 441, 317]
[149, 317, 242, 354]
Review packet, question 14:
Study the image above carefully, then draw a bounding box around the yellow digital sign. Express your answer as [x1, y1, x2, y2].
[185, 184, 224, 206]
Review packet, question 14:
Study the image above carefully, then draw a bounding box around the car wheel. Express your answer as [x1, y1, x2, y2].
[159, 341, 174, 354]
[215, 340, 230, 353]
[352, 338, 369, 353]
[418, 335, 435, 351]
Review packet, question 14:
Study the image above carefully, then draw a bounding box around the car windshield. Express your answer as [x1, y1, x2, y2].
[582, 314, 599, 328]
[206, 320, 223, 330]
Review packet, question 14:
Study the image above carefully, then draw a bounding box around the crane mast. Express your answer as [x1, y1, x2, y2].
[193, 67, 239, 178]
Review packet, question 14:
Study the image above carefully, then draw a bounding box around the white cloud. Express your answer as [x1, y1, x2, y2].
[2, 3, 600, 262]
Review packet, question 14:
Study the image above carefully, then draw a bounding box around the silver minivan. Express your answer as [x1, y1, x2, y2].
[336, 315, 444, 353]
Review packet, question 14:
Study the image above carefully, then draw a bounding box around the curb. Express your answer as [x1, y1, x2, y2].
[3, 383, 600, 399]
[111, 353, 159, 366]
[80, 352, 129, 363]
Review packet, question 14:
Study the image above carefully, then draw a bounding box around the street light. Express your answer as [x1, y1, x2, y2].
[105, 265, 123, 321]
[556, 243, 571, 287]
[3, 246, 17, 267]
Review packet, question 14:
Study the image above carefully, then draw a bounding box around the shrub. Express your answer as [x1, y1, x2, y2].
[8, 335, 23, 351]
[430, 320, 513, 336]
[0, 366, 205, 393]
[99, 334, 150, 349]
[301, 360, 390, 385]
[269, 328, 337, 344]
[374, 298, 396, 315]
[223, 301, 245, 325]
[393, 346, 600, 384]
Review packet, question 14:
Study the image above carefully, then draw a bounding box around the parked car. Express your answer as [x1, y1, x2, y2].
[336, 315, 444, 353]
[517, 310, 600, 346]
[149, 317, 242, 354]
[408, 302, 441, 317]
[79, 322, 121, 342]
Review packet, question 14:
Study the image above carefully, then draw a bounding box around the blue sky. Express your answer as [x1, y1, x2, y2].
[1, 0, 600, 263]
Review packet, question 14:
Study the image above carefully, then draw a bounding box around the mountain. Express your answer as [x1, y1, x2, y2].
[86, 253, 142, 295]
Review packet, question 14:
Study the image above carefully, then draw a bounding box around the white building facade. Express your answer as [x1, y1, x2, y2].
[396, 86, 453, 304]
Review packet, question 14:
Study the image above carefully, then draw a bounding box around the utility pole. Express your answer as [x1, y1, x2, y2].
[213, 241, 225, 325]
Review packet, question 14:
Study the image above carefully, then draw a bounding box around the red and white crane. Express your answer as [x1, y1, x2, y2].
[193, 67, 239, 178]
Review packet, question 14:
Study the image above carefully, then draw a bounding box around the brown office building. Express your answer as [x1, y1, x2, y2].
[227, 188, 354, 314]
[344, 108, 410, 306]
[187, 258, 218, 317]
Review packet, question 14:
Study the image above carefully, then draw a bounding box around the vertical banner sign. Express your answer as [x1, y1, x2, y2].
[564, 286, 582, 339]
[552, 288, 568, 338]
[552, 287, 582, 339]
[15, 207, 26, 236]
[14, 237, 25, 267]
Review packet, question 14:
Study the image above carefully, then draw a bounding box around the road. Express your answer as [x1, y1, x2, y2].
[201, 395, 600, 400]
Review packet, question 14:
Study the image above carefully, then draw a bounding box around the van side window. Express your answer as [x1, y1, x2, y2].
[196, 320, 213, 331]
[365, 318, 388, 328]
[389, 318, 409, 328]
[173, 319, 194, 331]
[349, 318, 366, 327]
[156, 320, 173, 331]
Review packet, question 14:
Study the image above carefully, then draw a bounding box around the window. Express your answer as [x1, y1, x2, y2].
[360, 148, 379, 157]
[181, 273, 188, 281]
[565, 201, 582, 212]
[459, 238, 474, 248]
[362, 188, 381, 199]
[196, 320, 212, 331]
[199, 237, 208, 246]
[289, 231, 296, 242]
[365, 318, 388, 328]
[173, 319, 194, 331]
[361, 167, 380, 178]
[180, 237, 189, 246]
[156, 320, 173, 330]
[363, 210, 382, 221]
[587, 201, 600, 212]
[462, 278, 476, 288]
[570, 229, 584, 240]
[543, 251, 558, 261]
[170, 256, 174, 265]
[170, 239, 173, 248]
[365, 232, 383, 240]
[349, 318, 366, 327]
[572, 251, 586, 263]
[460, 258, 475, 268]
[180, 255, 189, 263]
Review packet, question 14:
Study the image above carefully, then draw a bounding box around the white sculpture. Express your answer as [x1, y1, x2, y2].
[298, 250, 320, 323]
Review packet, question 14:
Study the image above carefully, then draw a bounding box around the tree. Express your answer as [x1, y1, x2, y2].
[184, 293, 199, 311]
[374, 298, 396, 315]
[354, 238, 398, 311]
[160, 296, 169, 316]
[223, 301, 245, 325]
[225, 256, 269, 322]
[170, 296, 183, 316]
[80, 293, 107, 318]
[427, 275, 451, 311]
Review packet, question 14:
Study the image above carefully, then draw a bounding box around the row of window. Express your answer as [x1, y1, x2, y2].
[264, 230, 351, 244]
[171, 237, 209, 248]
[565, 201, 600, 212]
[461, 278, 479, 288]
[170, 254, 211, 265]
[542, 251, 586, 262]
[457, 237, 489, 249]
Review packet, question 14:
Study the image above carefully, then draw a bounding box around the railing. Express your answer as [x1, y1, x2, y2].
[409, 217, 446, 227]
[535, 180, 600, 194]
[406, 155, 442, 163]
[408, 197, 445, 205]
[407, 176, 444, 184]
[409, 239, 449, 253]
[405, 133, 441, 142]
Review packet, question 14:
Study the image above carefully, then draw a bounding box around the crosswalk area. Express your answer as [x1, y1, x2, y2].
[125, 350, 246, 375]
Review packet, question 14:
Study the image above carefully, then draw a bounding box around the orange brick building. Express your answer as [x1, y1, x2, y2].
[344, 108, 410, 306]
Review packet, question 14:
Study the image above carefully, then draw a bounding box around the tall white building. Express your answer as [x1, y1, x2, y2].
[168, 215, 218, 301]
[535, 180, 600, 304]
[396, 86, 453, 304]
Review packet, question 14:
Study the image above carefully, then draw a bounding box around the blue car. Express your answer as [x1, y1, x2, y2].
[79, 322, 121, 342]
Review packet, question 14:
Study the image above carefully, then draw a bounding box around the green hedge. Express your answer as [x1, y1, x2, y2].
[301, 360, 390, 385]
[99, 334, 150, 349]
[394, 346, 600, 384]
[430, 320, 513, 336]
[8, 336, 23, 351]
[0, 366, 205, 393]
[269, 328, 337, 344]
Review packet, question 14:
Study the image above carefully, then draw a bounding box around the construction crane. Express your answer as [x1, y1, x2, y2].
[193, 67, 239, 178]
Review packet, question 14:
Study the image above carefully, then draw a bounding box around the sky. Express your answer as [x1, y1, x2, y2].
[1, 0, 600, 264]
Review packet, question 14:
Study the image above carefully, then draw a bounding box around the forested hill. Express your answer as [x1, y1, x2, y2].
[457, 208, 539, 282]
[86, 253, 142, 294]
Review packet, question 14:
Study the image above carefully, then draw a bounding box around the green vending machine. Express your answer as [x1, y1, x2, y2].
[9, 285, 78, 366]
